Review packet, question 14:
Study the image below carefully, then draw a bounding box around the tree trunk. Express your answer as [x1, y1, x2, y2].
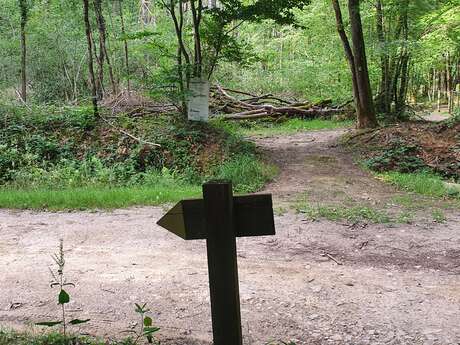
[83, 0, 99, 116]
[19, 0, 28, 102]
[119, 0, 131, 92]
[437, 71, 442, 111]
[332, 0, 362, 123]
[168, 0, 190, 116]
[446, 52, 454, 113]
[375, 0, 390, 113]
[347, 0, 378, 128]
[94, 0, 117, 97]
[190, 0, 203, 77]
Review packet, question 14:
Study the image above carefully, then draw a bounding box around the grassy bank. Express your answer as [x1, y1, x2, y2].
[0, 185, 200, 210]
[0, 104, 276, 210]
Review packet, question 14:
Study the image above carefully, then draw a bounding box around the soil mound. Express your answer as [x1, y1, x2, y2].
[345, 121, 460, 179]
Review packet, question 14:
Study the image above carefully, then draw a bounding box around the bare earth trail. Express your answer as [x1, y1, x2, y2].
[1, 129, 460, 345]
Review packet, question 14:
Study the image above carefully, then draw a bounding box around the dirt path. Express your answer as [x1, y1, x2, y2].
[1, 130, 459, 345]
[421, 106, 451, 122]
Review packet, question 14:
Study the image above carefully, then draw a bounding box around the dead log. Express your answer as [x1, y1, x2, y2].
[223, 108, 342, 120]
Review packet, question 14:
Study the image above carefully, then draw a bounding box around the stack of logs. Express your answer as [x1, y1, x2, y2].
[211, 85, 350, 120]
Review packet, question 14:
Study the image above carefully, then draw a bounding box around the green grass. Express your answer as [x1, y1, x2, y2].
[215, 154, 278, 193]
[432, 209, 447, 223]
[0, 329, 147, 345]
[0, 184, 201, 210]
[378, 171, 460, 199]
[0, 331, 104, 345]
[216, 118, 354, 137]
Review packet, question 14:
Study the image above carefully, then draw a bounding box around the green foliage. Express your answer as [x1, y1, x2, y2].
[0, 104, 276, 209]
[364, 142, 426, 173]
[215, 154, 277, 193]
[122, 303, 160, 345]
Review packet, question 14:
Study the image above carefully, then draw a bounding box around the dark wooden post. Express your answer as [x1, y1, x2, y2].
[203, 181, 243, 345]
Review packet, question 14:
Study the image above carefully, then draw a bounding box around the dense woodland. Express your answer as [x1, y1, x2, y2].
[1, 2, 460, 344]
[1, 0, 459, 115]
[0, 0, 459, 207]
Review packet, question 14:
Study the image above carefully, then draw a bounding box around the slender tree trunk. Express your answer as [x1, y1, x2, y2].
[347, 0, 378, 128]
[19, 0, 28, 102]
[83, 0, 99, 116]
[396, 54, 410, 113]
[375, 0, 390, 113]
[94, 0, 117, 97]
[190, 0, 203, 77]
[332, 0, 362, 122]
[95, 0, 117, 95]
[437, 71, 442, 111]
[119, 0, 131, 92]
[446, 52, 454, 113]
[167, 0, 190, 116]
[457, 60, 460, 108]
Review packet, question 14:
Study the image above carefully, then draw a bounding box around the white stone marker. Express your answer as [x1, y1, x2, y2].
[187, 77, 209, 122]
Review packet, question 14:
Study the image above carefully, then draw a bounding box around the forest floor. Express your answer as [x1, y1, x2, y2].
[1, 129, 459, 345]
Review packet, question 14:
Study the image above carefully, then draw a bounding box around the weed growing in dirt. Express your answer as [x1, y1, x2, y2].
[432, 209, 446, 223]
[122, 303, 160, 344]
[396, 211, 415, 224]
[35, 240, 90, 337]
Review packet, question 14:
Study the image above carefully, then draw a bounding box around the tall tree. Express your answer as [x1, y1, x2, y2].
[82, 0, 99, 116]
[19, 0, 29, 102]
[332, 0, 378, 128]
[375, 0, 411, 116]
[94, 0, 117, 96]
[118, 0, 131, 92]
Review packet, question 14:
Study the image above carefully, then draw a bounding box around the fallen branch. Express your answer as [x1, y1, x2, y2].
[323, 252, 343, 265]
[213, 83, 348, 121]
[100, 115, 161, 147]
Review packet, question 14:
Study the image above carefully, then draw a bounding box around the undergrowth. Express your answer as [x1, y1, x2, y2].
[0, 104, 276, 209]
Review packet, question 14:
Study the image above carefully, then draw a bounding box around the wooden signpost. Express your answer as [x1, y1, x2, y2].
[157, 180, 275, 345]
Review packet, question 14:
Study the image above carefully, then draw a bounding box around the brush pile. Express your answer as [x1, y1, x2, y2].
[210, 85, 351, 120]
[102, 89, 176, 117]
[101, 86, 352, 120]
[346, 121, 460, 179]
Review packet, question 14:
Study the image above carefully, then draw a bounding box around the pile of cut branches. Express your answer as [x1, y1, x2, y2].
[345, 121, 460, 179]
[102, 89, 176, 117]
[210, 85, 351, 120]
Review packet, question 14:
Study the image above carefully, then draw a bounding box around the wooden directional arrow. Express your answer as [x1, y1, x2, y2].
[157, 194, 275, 240]
[156, 181, 276, 345]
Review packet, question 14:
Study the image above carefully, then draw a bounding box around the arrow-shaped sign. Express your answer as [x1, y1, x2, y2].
[157, 194, 275, 240]
[157, 181, 276, 345]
